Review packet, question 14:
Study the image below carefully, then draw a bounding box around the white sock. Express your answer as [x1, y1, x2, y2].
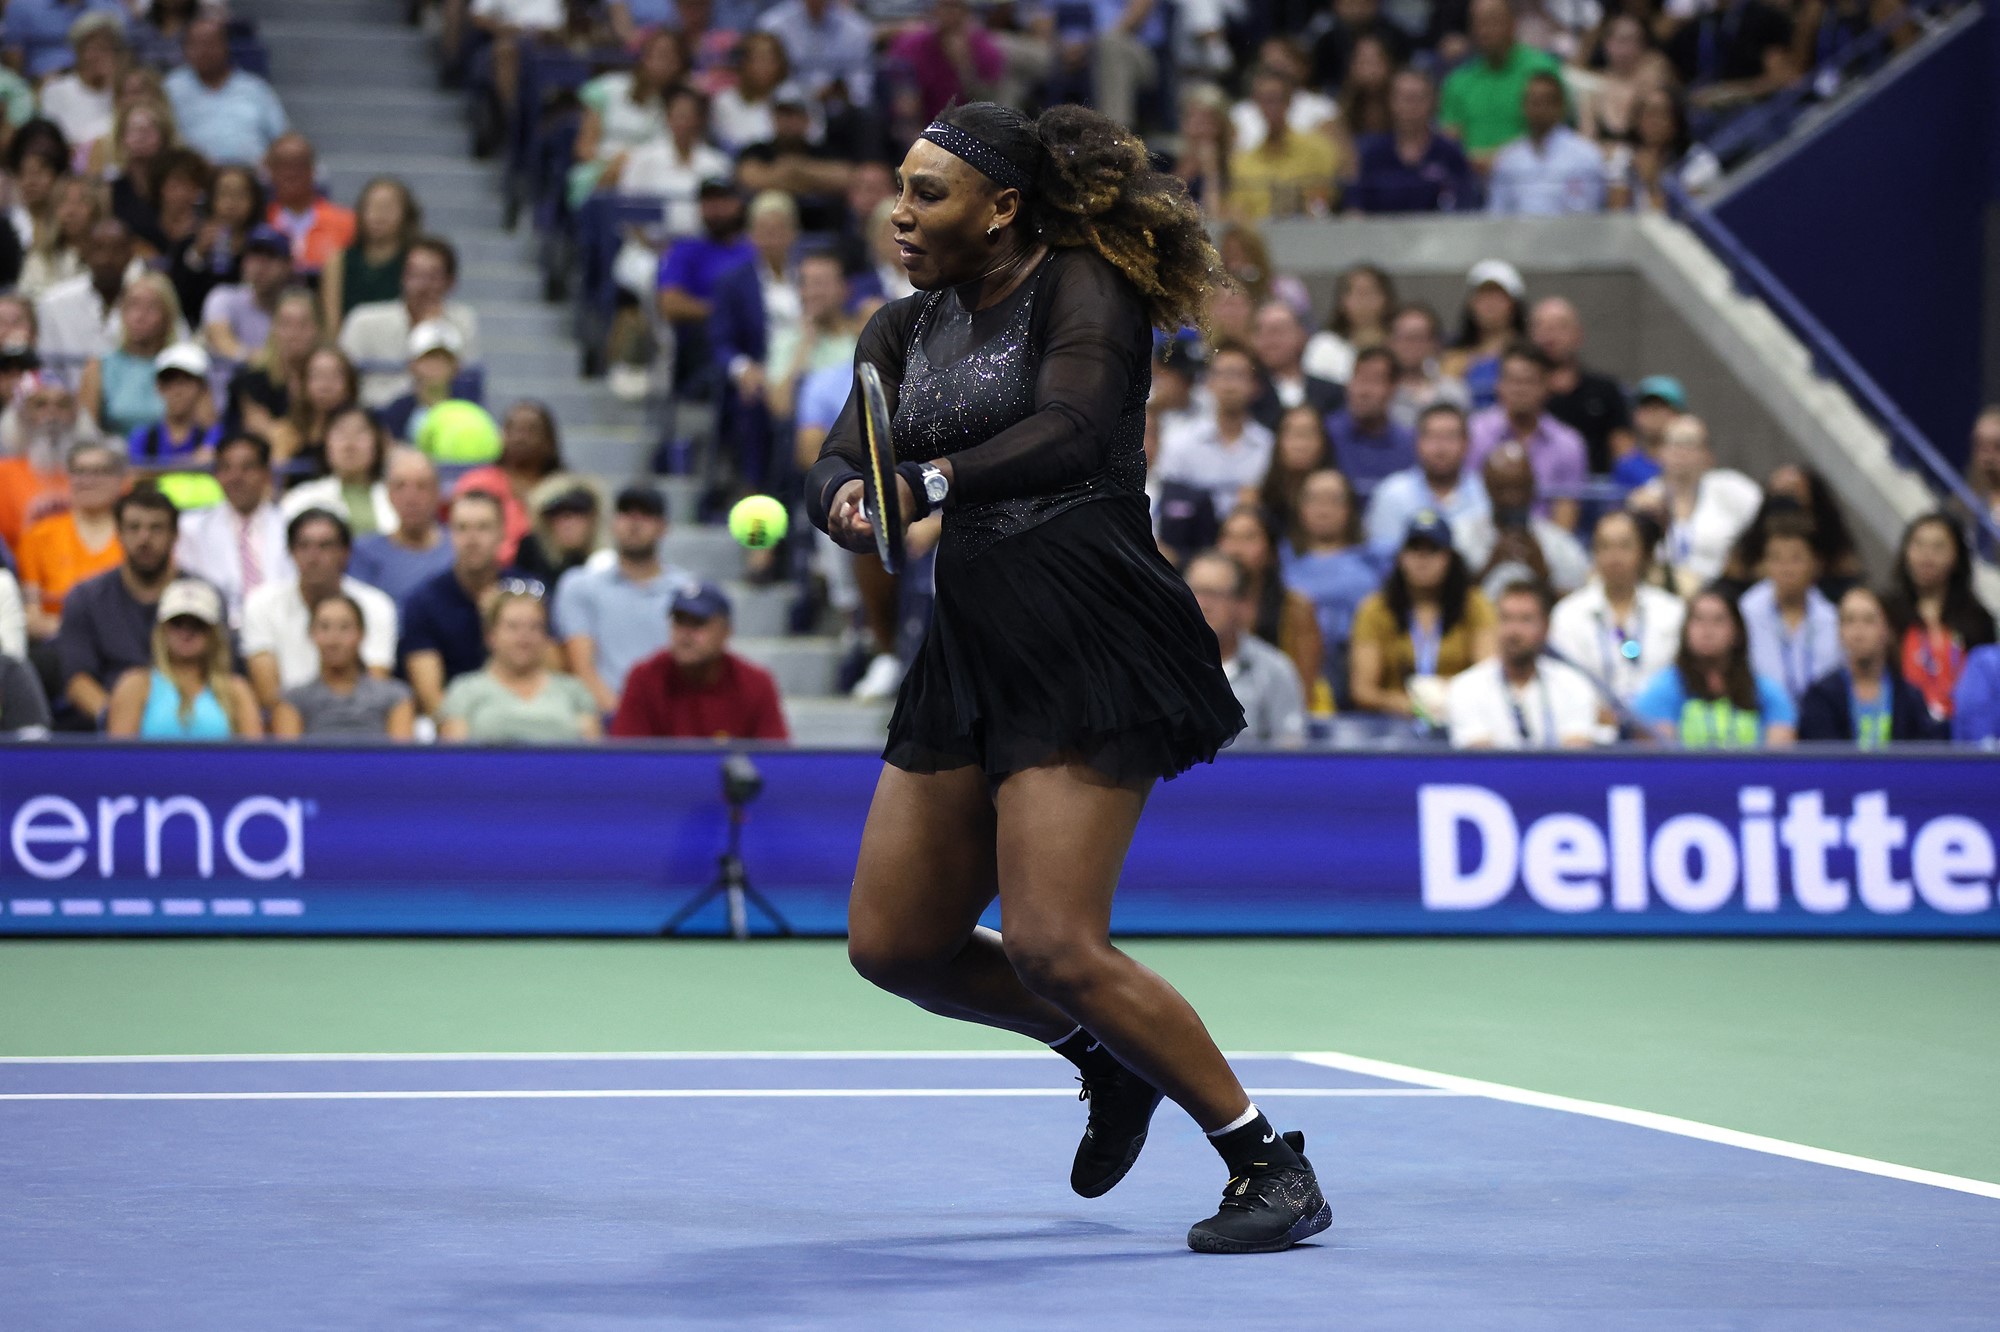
[1206, 1102, 1260, 1138]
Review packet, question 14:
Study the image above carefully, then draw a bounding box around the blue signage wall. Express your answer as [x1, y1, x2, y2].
[0, 746, 1996, 937]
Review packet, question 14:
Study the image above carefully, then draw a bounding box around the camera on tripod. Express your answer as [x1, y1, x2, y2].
[661, 753, 791, 939]
[721, 753, 763, 807]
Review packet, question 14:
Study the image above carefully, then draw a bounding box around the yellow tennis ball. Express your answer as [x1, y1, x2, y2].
[729, 494, 789, 549]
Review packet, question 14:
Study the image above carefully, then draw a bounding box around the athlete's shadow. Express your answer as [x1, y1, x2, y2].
[444, 1215, 1194, 1325]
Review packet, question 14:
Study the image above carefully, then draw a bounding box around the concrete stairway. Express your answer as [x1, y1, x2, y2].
[234, 0, 876, 742]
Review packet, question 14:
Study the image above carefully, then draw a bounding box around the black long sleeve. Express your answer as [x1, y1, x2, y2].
[804, 248, 1151, 533]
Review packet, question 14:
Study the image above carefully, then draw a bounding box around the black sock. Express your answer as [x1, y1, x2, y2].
[1207, 1108, 1301, 1176]
[1049, 1026, 1122, 1080]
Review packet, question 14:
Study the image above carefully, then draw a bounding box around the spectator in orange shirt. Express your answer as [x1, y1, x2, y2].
[18, 440, 126, 637]
[611, 583, 789, 741]
[0, 373, 90, 549]
[264, 133, 355, 277]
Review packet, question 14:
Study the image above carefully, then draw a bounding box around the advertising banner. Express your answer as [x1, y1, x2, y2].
[1, 746, 1994, 936]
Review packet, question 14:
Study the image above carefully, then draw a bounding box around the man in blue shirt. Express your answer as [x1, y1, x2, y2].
[758, 0, 877, 104]
[553, 486, 695, 715]
[164, 17, 289, 165]
[4, 0, 125, 80]
[399, 490, 511, 718]
[1951, 644, 2000, 743]
[1365, 402, 1490, 559]
[655, 181, 754, 394]
[1348, 70, 1475, 215]
[1325, 348, 1417, 488]
[1487, 73, 1607, 216]
[349, 449, 455, 608]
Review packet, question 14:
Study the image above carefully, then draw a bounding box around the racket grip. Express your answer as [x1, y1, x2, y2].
[808, 468, 864, 532]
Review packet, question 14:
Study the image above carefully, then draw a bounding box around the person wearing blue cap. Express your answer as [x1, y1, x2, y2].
[200, 225, 293, 364]
[1348, 507, 1496, 719]
[1612, 375, 1686, 488]
[608, 581, 788, 740]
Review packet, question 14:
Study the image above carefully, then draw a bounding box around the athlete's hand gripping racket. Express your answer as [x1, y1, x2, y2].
[856, 362, 905, 575]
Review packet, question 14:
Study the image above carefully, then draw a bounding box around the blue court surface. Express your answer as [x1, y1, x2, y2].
[4, 1052, 1996, 1330]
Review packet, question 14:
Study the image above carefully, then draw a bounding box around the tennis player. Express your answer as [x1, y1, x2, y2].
[805, 103, 1329, 1254]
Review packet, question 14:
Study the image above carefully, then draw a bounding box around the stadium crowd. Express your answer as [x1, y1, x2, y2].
[0, 0, 1993, 753]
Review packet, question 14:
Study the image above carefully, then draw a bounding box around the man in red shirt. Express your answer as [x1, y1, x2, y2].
[611, 583, 789, 740]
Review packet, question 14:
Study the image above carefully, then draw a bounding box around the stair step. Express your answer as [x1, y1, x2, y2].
[253, 0, 685, 617]
[720, 580, 794, 639]
[661, 525, 750, 583]
[732, 636, 840, 700]
[320, 153, 489, 181]
[784, 697, 894, 744]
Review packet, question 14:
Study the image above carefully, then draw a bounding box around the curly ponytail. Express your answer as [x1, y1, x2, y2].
[936, 102, 1224, 334]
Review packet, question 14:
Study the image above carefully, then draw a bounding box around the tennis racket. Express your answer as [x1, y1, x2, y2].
[856, 361, 904, 574]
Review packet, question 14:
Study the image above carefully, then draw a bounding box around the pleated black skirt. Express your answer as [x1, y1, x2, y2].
[883, 494, 1245, 784]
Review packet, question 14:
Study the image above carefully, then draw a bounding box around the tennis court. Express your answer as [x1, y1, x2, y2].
[5, 938, 1996, 1329]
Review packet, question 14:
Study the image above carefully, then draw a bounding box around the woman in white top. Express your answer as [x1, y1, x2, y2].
[568, 27, 685, 207]
[608, 86, 731, 236]
[18, 174, 99, 299]
[1628, 414, 1762, 596]
[0, 563, 25, 660]
[709, 31, 800, 155]
[1549, 509, 1687, 708]
[281, 404, 398, 538]
[1304, 263, 1395, 386]
[39, 15, 123, 151]
[1228, 39, 1336, 152]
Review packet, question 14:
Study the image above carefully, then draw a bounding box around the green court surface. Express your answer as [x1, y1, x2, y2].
[3, 937, 1995, 1184]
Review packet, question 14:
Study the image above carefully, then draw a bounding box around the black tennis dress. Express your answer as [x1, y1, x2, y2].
[807, 247, 1243, 783]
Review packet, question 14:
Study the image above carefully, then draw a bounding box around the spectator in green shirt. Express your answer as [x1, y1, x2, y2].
[1439, 0, 1564, 164]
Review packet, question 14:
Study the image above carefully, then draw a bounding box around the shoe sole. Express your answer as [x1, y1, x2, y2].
[1185, 1197, 1332, 1254]
[1072, 1128, 1149, 1199]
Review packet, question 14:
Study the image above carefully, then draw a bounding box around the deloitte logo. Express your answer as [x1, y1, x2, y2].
[1419, 784, 1996, 916]
[5, 795, 306, 881]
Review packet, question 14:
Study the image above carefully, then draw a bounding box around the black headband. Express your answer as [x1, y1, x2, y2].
[919, 120, 1032, 194]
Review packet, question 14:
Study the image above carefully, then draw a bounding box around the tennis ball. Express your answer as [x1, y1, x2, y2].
[416, 400, 501, 464]
[729, 495, 789, 549]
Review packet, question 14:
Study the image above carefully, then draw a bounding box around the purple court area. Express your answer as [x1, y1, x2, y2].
[3, 1055, 1995, 1330]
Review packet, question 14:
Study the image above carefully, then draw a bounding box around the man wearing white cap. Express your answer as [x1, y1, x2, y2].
[127, 343, 222, 471]
[379, 319, 466, 444]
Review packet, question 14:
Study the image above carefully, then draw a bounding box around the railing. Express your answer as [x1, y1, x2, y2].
[1661, 175, 2000, 556]
[1694, 0, 1963, 167]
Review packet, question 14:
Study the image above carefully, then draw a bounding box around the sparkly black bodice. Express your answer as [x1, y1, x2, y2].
[806, 247, 1156, 556]
[893, 264, 1149, 558]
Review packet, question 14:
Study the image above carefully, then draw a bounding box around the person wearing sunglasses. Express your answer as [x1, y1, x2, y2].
[105, 578, 261, 739]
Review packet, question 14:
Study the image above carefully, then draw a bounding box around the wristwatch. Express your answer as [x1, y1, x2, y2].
[917, 462, 949, 509]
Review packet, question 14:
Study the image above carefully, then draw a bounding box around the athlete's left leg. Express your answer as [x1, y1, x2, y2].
[989, 759, 1247, 1132]
[992, 757, 1332, 1252]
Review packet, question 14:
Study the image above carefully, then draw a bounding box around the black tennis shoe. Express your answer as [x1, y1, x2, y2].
[1069, 1052, 1166, 1198]
[1186, 1131, 1331, 1254]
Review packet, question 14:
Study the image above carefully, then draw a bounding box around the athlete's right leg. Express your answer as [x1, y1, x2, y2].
[845, 763, 1075, 1042]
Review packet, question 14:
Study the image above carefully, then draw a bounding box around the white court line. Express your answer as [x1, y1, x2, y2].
[1291, 1051, 2000, 1203]
[0, 1087, 1463, 1103]
[0, 1050, 1095, 1064]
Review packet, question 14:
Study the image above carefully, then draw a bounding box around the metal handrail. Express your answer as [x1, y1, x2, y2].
[1661, 175, 2000, 555]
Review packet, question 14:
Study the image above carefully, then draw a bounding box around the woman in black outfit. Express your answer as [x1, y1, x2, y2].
[806, 102, 1330, 1255]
